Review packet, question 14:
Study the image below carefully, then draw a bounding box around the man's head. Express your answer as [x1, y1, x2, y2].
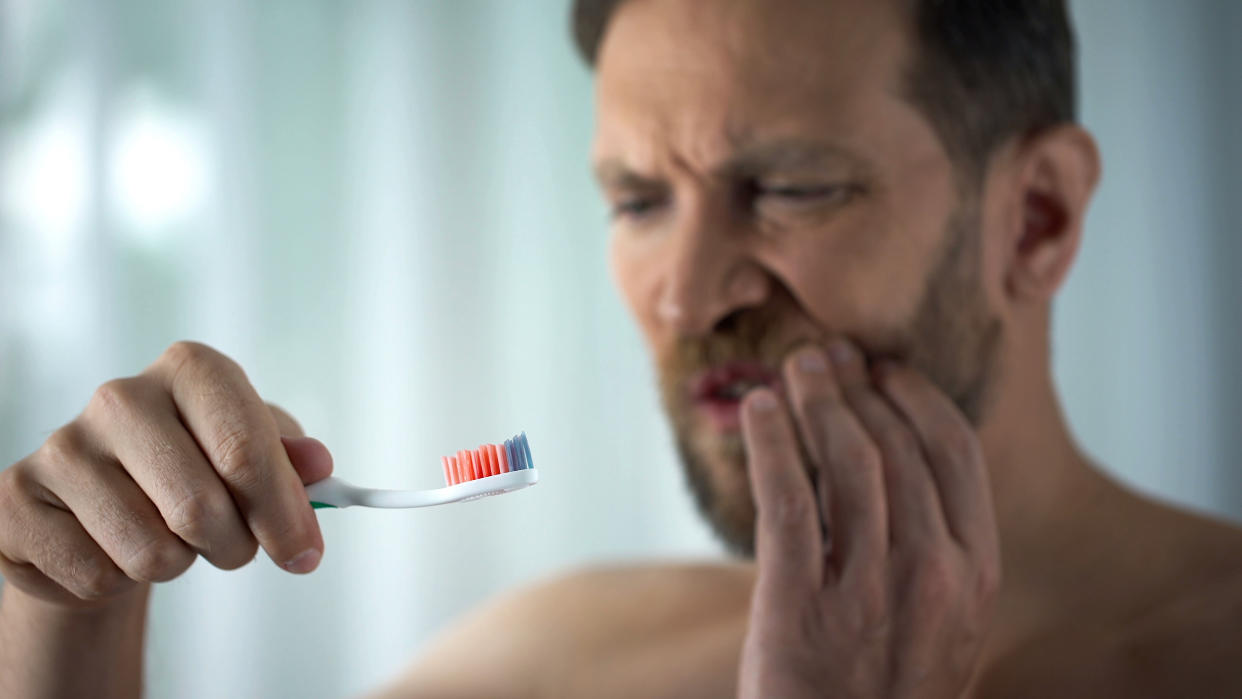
[577, 0, 1100, 554]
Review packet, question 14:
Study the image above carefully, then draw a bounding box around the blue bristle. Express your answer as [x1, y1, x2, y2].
[520, 432, 534, 469]
[512, 434, 525, 470]
[504, 439, 518, 471]
[514, 433, 527, 470]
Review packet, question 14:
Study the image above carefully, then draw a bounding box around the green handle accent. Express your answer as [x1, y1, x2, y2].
[310, 501, 337, 509]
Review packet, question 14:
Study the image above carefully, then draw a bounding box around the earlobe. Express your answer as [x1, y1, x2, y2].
[1004, 125, 1101, 302]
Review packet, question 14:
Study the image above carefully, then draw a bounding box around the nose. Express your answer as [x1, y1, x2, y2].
[655, 207, 770, 336]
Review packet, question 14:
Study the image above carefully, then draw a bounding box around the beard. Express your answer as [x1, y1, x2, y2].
[656, 202, 1003, 557]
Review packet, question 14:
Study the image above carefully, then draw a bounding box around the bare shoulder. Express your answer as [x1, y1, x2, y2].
[371, 561, 753, 699]
[978, 504, 1242, 699]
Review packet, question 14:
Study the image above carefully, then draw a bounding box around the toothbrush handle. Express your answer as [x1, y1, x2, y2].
[305, 476, 355, 509]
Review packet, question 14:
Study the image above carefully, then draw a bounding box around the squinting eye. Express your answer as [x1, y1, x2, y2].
[610, 196, 664, 221]
[758, 184, 848, 201]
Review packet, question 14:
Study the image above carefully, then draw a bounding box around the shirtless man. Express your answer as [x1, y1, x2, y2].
[3, 0, 1241, 697]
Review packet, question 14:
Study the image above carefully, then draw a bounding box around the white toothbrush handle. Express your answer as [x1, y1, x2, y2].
[306, 469, 539, 509]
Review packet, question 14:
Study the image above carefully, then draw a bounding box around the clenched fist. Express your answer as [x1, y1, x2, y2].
[0, 341, 333, 608]
[738, 339, 1001, 698]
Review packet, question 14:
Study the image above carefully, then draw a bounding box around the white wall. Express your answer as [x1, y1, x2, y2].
[1, 1, 1238, 696]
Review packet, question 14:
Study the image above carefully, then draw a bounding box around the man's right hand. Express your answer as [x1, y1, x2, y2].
[0, 341, 332, 609]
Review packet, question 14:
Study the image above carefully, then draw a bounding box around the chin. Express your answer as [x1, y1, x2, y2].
[676, 420, 759, 557]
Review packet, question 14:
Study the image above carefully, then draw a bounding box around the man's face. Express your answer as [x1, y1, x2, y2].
[592, 0, 1003, 554]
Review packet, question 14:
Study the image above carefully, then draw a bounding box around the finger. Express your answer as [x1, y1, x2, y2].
[741, 387, 822, 591]
[268, 403, 305, 437]
[281, 436, 334, 485]
[80, 380, 259, 571]
[877, 363, 997, 556]
[0, 467, 134, 603]
[828, 339, 949, 549]
[782, 345, 888, 579]
[147, 342, 323, 574]
[32, 427, 196, 583]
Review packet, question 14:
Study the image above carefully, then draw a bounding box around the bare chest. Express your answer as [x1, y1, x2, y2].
[546, 616, 746, 699]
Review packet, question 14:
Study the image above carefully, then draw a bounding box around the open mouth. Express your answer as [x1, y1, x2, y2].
[687, 361, 782, 431]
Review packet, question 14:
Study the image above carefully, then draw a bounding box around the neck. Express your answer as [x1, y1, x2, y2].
[974, 320, 1122, 601]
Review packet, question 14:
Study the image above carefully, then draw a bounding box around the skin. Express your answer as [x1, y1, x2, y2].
[0, 342, 333, 698]
[392, 0, 1242, 697]
[3, 0, 1241, 697]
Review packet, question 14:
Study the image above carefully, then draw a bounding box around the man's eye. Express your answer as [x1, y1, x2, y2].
[757, 184, 848, 201]
[610, 196, 663, 220]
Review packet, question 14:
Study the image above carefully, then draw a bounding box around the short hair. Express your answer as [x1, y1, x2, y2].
[571, 0, 1077, 183]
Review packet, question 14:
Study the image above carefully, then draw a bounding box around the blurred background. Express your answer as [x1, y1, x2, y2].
[1, 0, 1239, 696]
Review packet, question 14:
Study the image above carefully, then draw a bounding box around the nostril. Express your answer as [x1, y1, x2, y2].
[713, 309, 745, 334]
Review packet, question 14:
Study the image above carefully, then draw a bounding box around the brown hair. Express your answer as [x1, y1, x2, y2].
[571, 0, 1077, 182]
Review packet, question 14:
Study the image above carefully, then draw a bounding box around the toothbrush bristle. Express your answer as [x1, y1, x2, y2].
[442, 433, 534, 486]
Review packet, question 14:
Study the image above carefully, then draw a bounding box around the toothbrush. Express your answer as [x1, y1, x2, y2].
[305, 432, 538, 509]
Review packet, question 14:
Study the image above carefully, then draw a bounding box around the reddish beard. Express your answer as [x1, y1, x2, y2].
[655, 206, 1002, 556]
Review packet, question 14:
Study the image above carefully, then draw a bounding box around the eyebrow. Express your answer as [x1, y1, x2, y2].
[592, 139, 862, 187]
[592, 159, 664, 190]
[722, 139, 861, 175]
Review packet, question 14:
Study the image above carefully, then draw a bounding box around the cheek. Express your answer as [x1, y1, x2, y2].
[764, 224, 930, 334]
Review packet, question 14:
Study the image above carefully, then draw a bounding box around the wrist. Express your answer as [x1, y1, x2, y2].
[2, 580, 151, 635]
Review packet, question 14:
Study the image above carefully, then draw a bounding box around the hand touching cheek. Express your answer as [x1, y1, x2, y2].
[737, 340, 1001, 699]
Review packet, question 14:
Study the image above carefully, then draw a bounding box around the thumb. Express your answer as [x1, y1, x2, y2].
[281, 436, 334, 485]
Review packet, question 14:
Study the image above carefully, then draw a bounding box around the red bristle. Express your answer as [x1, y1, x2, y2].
[457, 450, 470, 482]
[487, 443, 501, 475]
[471, 449, 484, 480]
[441, 456, 452, 486]
[497, 443, 509, 473]
[483, 444, 496, 476]
[476, 445, 488, 478]
[451, 455, 462, 485]
[463, 449, 476, 481]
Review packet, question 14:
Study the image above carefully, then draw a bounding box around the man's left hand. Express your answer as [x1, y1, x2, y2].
[737, 339, 1002, 698]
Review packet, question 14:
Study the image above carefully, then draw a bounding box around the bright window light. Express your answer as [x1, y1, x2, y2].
[107, 88, 210, 239]
[3, 97, 90, 257]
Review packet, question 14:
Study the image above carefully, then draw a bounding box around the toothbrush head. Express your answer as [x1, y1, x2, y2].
[440, 432, 535, 487]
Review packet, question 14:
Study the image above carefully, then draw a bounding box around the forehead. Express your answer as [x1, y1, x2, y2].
[592, 0, 918, 168]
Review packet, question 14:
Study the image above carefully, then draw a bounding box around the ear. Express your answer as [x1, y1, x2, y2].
[1003, 125, 1101, 303]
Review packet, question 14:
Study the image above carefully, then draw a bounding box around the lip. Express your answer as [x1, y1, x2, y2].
[688, 361, 783, 432]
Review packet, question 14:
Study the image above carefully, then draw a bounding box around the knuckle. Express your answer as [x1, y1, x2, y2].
[73, 557, 130, 601]
[937, 425, 979, 463]
[38, 422, 90, 468]
[87, 377, 151, 420]
[160, 341, 241, 385]
[878, 423, 920, 458]
[166, 490, 232, 545]
[124, 537, 193, 583]
[0, 464, 30, 511]
[976, 560, 1002, 599]
[161, 340, 213, 371]
[760, 491, 815, 531]
[910, 553, 959, 608]
[846, 580, 891, 640]
[212, 426, 267, 487]
[213, 536, 259, 571]
[839, 440, 882, 471]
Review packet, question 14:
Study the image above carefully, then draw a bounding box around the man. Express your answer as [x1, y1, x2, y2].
[2, 0, 1240, 697]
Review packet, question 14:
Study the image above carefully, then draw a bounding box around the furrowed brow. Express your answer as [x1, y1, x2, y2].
[592, 158, 664, 190]
[720, 139, 861, 176]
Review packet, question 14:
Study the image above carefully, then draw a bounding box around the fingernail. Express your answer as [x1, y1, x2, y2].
[284, 548, 321, 574]
[749, 390, 778, 412]
[828, 339, 854, 365]
[796, 347, 827, 373]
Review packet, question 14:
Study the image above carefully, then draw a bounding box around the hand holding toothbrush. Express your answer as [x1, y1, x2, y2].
[0, 341, 534, 699]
